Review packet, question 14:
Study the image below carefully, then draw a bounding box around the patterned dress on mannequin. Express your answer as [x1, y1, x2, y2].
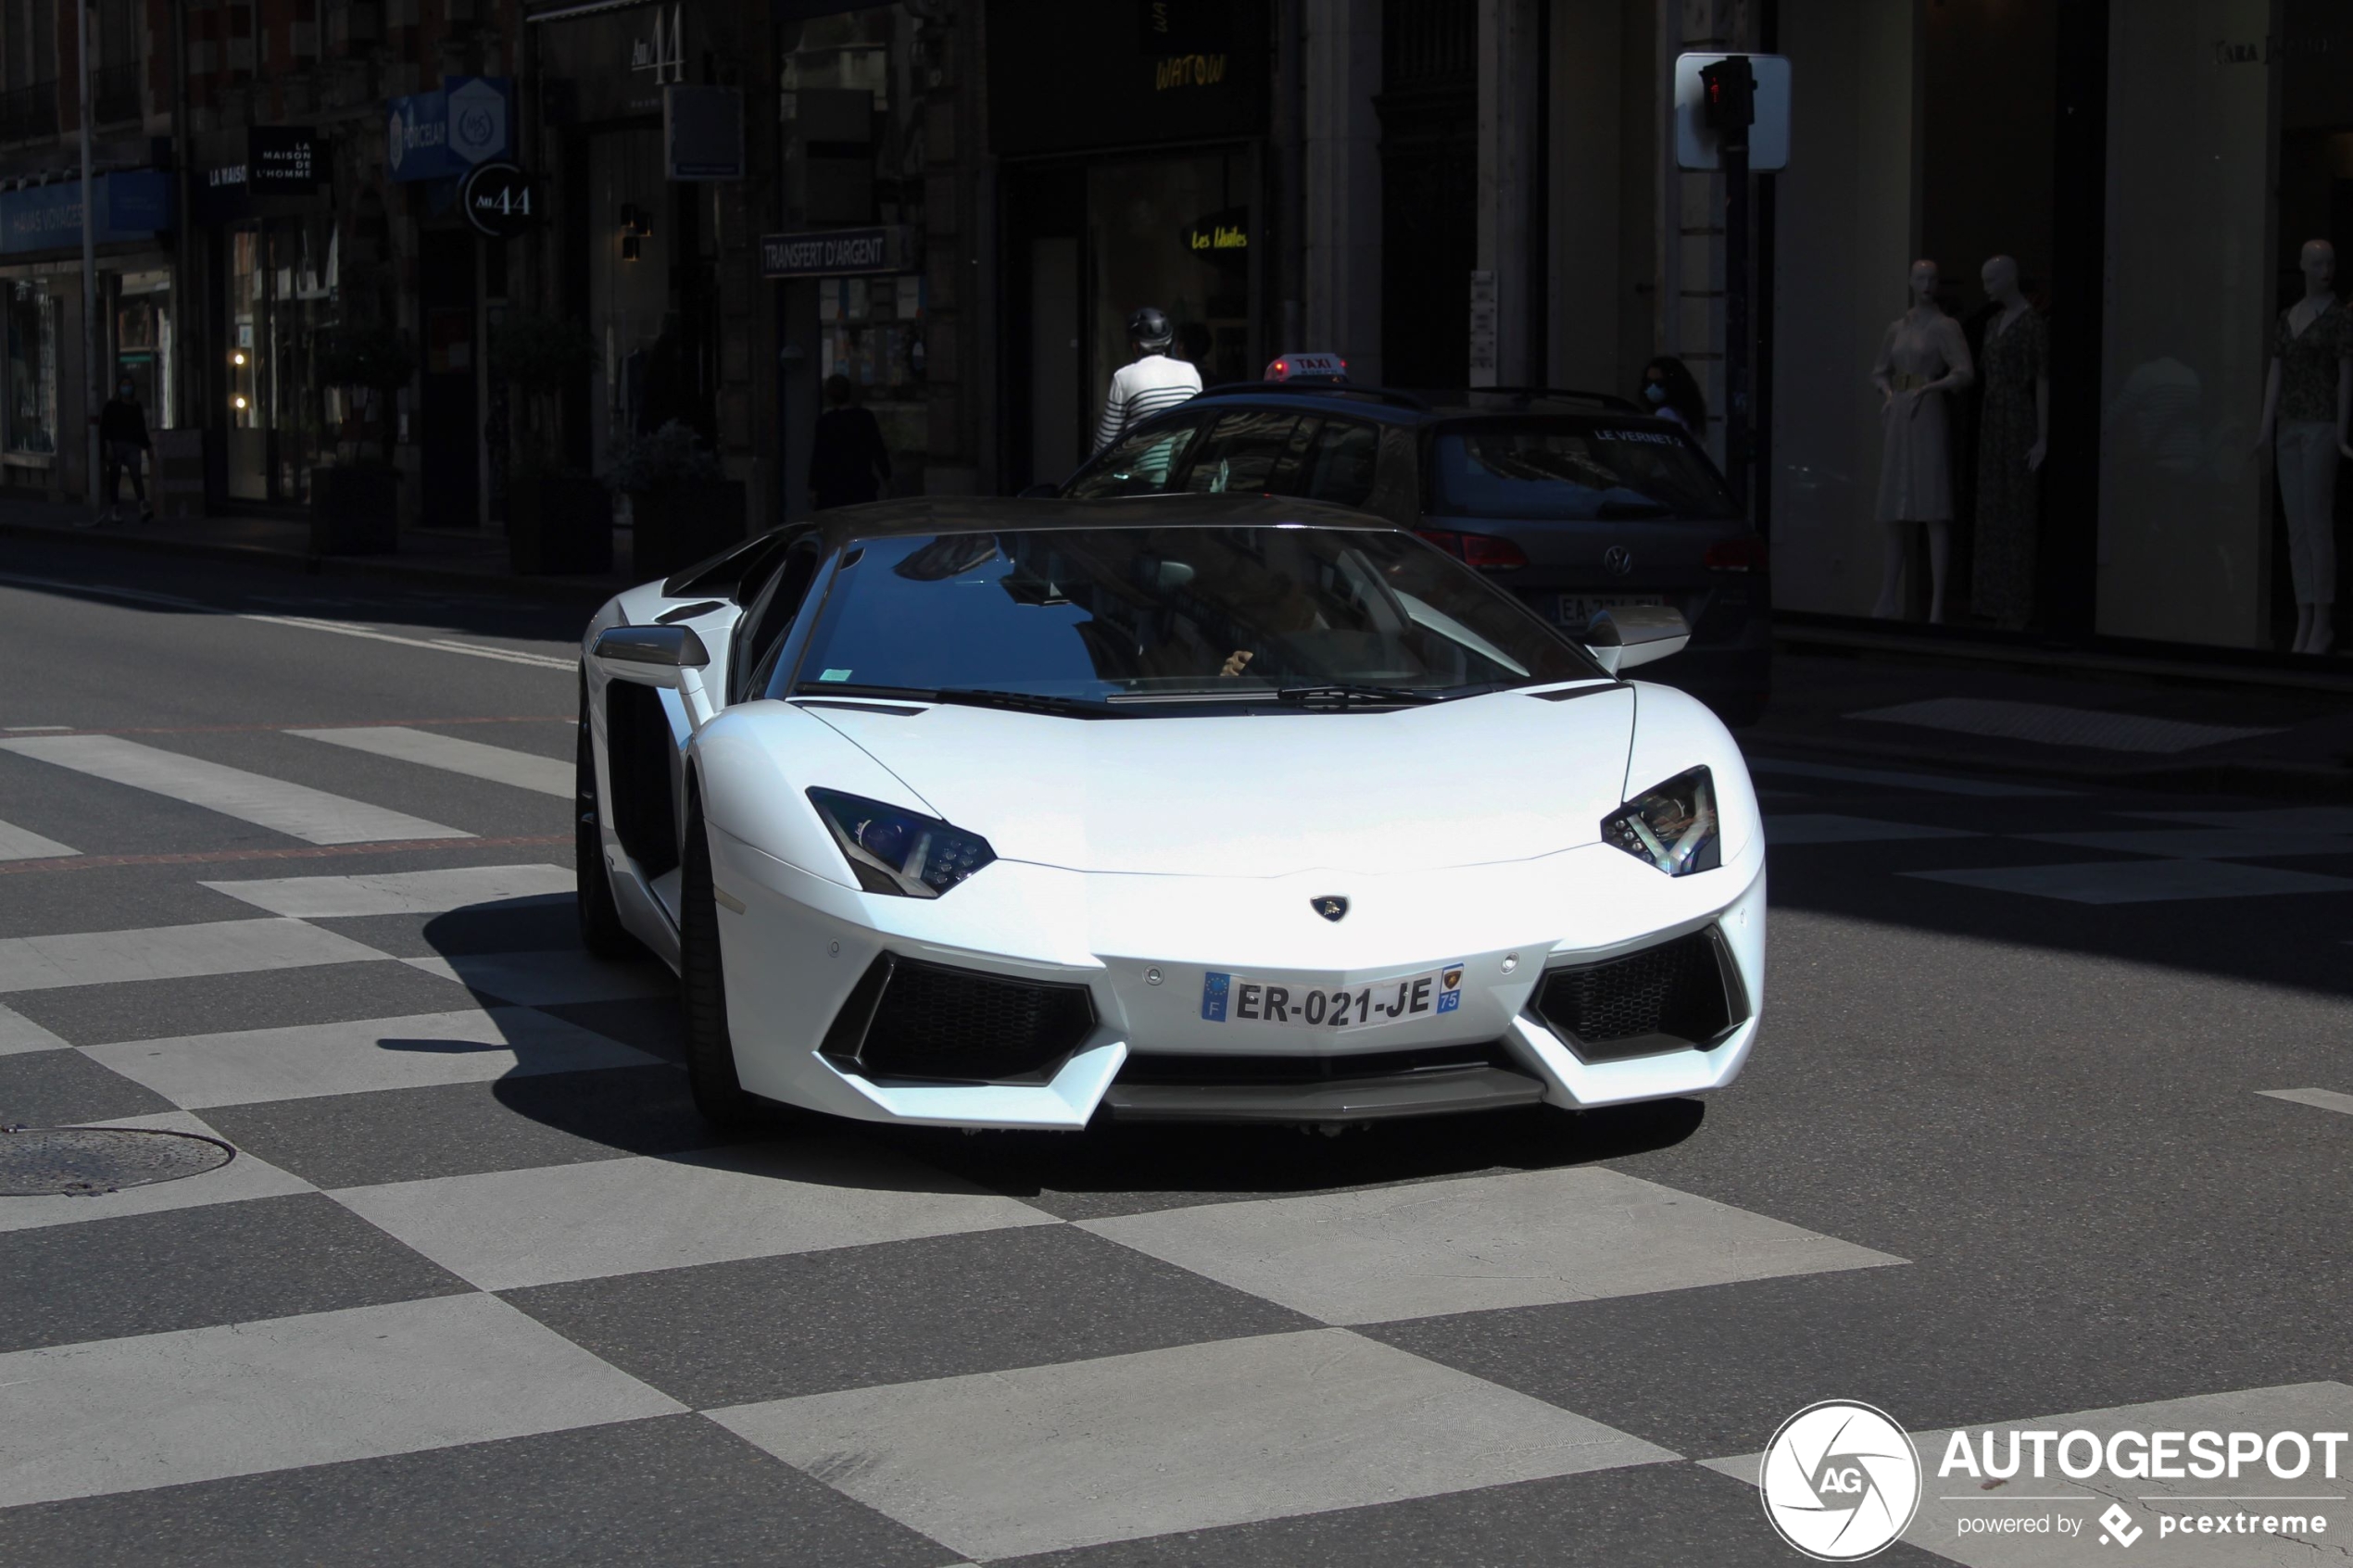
[1972, 308, 2049, 626]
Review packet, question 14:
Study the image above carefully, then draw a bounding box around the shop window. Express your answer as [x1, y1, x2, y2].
[818, 272, 926, 489]
[116, 270, 175, 431]
[224, 220, 343, 503]
[4, 280, 57, 459]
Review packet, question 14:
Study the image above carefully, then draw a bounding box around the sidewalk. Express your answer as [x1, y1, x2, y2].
[1747, 645, 2353, 801]
[0, 494, 636, 605]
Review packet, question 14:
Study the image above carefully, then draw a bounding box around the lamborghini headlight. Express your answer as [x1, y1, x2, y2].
[807, 788, 996, 897]
[1601, 767, 1720, 875]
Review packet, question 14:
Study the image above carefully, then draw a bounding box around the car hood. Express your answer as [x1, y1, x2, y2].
[803, 686, 1635, 877]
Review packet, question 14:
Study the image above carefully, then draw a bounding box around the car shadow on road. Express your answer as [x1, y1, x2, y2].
[420, 892, 1705, 1203]
[872, 1096, 1706, 1209]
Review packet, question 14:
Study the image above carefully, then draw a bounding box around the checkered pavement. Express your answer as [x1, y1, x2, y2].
[3, 721, 2350, 1564]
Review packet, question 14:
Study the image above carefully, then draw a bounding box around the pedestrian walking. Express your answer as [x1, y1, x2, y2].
[1093, 307, 1202, 454]
[809, 373, 890, 510]
[91, 376, 155, 527]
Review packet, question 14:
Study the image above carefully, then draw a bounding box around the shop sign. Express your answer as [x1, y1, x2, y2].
[249, 127, 320, 190]
[386, 77, 512, 183]
[459, 162, 538, 239]
[1183, 207, 1248, 256]
[664, 84, 743, 181]
[0, 171, 175, 256]
[761, 225, 913, 278]
[633, 4, 686, 86]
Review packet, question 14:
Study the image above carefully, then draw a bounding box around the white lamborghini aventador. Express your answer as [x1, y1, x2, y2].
[577, 495, 1765, 1133]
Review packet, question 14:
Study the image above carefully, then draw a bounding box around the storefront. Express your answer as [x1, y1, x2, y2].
[382, 78, 515, 527]
[533, 2, 733, 478]
[1768, 0, 2353, 655]
[987, 0, 1268, 489]
[762, 4, 931, 513]
[195, 125, 342, 508]
[0, 169, 177, 497]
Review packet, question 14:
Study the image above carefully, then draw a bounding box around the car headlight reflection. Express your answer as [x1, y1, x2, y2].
[807, 788, 996, 897]
[1601, 766, 1720, 875]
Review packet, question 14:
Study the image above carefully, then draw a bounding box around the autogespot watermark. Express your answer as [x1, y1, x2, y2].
[1939, 1425, 2344, 1549]
[1760, 1401, 2346, 1558]
[1760, 1400, 1923, 1561]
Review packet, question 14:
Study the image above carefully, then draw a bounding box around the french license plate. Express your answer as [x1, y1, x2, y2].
[1200, 963, 1465, 1030]
[1557, 594, 1663, 626]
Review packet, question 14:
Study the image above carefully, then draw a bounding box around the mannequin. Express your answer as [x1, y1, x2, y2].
[2254, 238, 2351, 656]
[1872, 259, 1975, 621]
[1972, 256, 2050, 630]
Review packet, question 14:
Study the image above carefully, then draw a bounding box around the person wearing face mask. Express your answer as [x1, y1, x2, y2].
[1640, 356, 1707, 433]
[91, 375, 154, 527]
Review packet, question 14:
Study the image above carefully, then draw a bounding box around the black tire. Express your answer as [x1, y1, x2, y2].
[681, 792, 763, 1130]
[575, 678, 640, 959]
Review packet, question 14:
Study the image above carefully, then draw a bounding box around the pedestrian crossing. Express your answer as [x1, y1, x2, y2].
[0, 817, 75, 860]
[0, 733, 470, 846]
[287, 725, 573, 797]
[3, 715, 2351, 1563]
[0, 854, 1906, 1558]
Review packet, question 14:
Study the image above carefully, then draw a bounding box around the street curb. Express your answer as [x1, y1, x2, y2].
[1774, 621, 2353, 697]
[0, 518, 621, 610]
[1742, 731, 2353, 802]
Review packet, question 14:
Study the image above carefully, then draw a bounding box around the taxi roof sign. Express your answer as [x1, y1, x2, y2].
[1265, 351, 1347, 383]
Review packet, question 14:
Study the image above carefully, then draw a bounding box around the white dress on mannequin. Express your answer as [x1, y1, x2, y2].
[1873, 313, 1972, 522]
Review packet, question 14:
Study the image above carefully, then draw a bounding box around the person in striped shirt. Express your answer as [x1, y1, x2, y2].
[1093, 307, 1203, 454]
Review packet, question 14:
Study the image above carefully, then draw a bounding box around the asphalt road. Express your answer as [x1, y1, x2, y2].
[1, 535, 2348, 1568]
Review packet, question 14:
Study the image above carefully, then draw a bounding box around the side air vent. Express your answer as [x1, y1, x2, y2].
[1529, 927, 1745, 1064]
[820, 954, 1097, 1084]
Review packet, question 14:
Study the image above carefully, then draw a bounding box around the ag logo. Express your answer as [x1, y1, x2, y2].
[1759, 1400, 1921, 1561]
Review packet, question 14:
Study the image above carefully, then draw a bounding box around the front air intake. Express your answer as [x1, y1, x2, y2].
[1529, 927, 1745, 1063]
[821, 954, 1097, 1084]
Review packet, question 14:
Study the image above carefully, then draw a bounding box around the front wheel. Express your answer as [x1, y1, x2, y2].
[575, 678, 639, 959]
[680, 793, 763, 1130]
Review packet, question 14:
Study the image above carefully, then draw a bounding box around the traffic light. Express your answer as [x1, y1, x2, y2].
[1699, 56, 1757, 143]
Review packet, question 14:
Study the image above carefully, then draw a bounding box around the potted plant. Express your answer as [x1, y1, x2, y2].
[605, 419, 747, 578]
[493, 312, 610, 575]
[310, 322, 416, 554]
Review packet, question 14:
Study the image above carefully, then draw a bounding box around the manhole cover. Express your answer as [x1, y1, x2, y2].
[0, 1126, 234, 1197]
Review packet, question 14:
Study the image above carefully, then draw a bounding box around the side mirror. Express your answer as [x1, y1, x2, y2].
[593, 622, 716, 725]
[593, 623, 710, 676]
[1583, 604, 1690, 674]
[1016, 482, 1061, 499]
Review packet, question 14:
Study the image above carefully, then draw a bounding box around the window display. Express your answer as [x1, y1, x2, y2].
[5, 279, 57, 459]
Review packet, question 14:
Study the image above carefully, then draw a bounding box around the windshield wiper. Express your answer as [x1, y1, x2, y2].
[1274, 683, 1442, 708]
[929, 687, 1110, 717]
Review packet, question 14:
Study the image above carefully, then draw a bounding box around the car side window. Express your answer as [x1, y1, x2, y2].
[1063, 419, 1204, 498]
[1291, 419, 1382, 508]
[733, 539, 824, 705]
[1180, 411, 1319, 495]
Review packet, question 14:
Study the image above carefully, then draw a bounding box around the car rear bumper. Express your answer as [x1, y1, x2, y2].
[707, 825, 1767, 1129]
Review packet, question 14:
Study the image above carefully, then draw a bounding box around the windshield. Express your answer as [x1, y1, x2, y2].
[780, 525, 1604, 710]
[1429, 419, 1738, 521]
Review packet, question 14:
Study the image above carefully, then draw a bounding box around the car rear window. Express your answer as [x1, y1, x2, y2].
[1429, 419, 1739, 521]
